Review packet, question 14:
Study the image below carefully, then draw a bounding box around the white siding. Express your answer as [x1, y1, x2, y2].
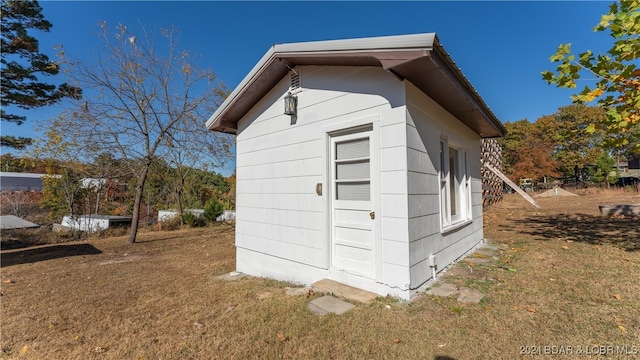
[378, 84, 410, 295]
[235, 66, 409, 295]
[404, 82, 484, 295]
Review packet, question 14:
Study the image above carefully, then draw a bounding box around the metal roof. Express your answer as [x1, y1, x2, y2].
[206, 33, 506, 138]
[0, 215, 39, 230]
[65, 215, 133, 221]
[0, 172, 48, 179]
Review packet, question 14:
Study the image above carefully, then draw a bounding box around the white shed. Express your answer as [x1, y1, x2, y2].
[206, 33, 506, 300]
[61, 215, 132, 233]
[158, 209, 205, 222]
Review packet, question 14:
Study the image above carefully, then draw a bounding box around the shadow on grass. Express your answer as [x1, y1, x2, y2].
[134, 234, 187, 244]
[1, 243, 102, 267]
[515, 213, 640, 251]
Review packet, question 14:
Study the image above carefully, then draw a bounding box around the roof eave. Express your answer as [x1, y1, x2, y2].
[207, 33, 506, 138]
[206, 33, 439, 134]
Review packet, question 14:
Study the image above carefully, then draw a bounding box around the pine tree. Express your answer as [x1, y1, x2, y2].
[1, 0, 81, 149]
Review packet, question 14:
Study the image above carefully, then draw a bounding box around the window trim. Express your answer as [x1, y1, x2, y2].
[439, 136, 472, 232]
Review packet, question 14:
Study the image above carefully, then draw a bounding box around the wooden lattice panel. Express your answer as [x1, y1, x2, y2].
[481, 138, 503, 207]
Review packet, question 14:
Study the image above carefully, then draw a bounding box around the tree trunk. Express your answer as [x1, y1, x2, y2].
[176, 177, 185, 227]
[127, 165, 150, 244]
[95, 191, 101, 215]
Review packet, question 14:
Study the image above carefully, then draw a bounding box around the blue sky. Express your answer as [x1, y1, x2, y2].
[2, 1, 613, 175]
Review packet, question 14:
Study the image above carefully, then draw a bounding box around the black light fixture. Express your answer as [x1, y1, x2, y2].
[284, 92, 297, 116]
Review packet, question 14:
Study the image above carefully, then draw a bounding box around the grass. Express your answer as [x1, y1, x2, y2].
[1, 189, 639, 359]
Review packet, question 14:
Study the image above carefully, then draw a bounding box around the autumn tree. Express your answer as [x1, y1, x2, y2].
[83, 153, 130, 215]
[536, 105, 608, 176]
[501, 105, 625, 185]
[162, 119, 231, 224]
[41, 23, 232, 243]
[542, 1, 639, 151]
[0, 153, 50, 172]
[223, 172, 236, 210]
[0, 0, 81, 149]
[500, 119, 534, 176]
[591, 153, 619, 186]
[41, 161, 88, 219]
[500, 119, 560, 182]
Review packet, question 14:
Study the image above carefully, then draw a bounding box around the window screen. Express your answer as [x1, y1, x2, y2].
[336, 182, 370, 201]
[336, 139, 369, 160]
[449, 147, 458, 216]
[335, 138, 370, 201]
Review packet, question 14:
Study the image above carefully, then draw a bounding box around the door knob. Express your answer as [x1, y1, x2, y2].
[369, 211, 375, 219]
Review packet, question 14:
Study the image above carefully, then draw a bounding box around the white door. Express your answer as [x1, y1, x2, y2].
[331, 130, 375, 278]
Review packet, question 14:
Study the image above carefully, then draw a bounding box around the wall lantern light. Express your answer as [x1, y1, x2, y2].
[284, 92, 297, 116]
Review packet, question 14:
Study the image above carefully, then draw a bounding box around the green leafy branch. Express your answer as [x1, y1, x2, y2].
[541, 1, 640, 151]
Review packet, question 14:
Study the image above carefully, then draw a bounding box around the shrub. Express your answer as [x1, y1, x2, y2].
[160, 216, 183, 231]
[92, 225, 129, 239]
[204, 198, 224, 222]
[182, 211, 205, 227]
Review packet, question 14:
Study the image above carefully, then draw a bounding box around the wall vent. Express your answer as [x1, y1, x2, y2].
[290, 73, 300, 92]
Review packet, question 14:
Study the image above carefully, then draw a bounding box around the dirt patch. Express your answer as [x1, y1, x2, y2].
[534, 187, 578, 197]
[97, 255, 146, 266]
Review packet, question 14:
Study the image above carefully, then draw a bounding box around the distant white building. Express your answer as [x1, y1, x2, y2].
[61, 215, 132, 233]
[80, 178, 108, 189]
[158, 209, 235, 222]
[158, 209, 205, 222]
[217, 210, 236, 222]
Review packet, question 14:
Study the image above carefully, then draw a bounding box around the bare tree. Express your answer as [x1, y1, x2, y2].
[164, 117, 231, 224]
[40, 23, 232, 243]
[0, 191, 30, 217]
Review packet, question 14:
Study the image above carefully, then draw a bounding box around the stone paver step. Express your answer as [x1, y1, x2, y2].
[308, 295, 355, 315]
[311, 279, 378, 303]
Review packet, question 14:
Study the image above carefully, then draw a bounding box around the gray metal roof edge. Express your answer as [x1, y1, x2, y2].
[0, 172, 62, 179]
[205, 33, 437, 130]
[0, 172, 49, 178]
[272, 33, 436, 53]
[63, 214, 133, 220]
[0, 215, 40, 229]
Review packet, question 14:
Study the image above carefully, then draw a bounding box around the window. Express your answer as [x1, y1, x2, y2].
[440, 137, 471, 229]
[335, 138, 370, 201]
